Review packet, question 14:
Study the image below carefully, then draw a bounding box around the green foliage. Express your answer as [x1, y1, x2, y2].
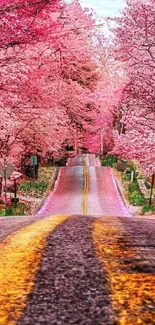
[128, 181, 146, 206]
[19, 181, 48, 195]
[0, 202, 29, 216]
[141, 204, 155, 215]
[128, 191, 146, 206]
[102, 157, 109, 166]
[102, 156, 117, 167]
[11, 202, 30, 215]
[123, 171, 131, 181]
[128, 182, 139, 192]
[123, 165, 135, 181]
[0, 206, 6, 216]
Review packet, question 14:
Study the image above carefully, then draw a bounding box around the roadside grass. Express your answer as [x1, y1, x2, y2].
[141, 204, 155, 215]
[0, 167, 57, 217]
[19, 167, 56, 198]
[0, 202, 30, 217]
[101, 156, 153, 215]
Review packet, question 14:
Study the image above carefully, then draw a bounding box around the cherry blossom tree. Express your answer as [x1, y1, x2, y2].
[1, 0, 132, 174]
[0, 0, 63, 165]
[0, 0, 60, 49]
[111, 0, 155, 175]
[1, 0, 108, 166]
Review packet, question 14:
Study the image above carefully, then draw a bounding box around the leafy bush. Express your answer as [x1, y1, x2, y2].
[102, 156, 117, 167]
[128, 182, 139, 192]
[141, 204, 155, 215]
[123, 165, 135, 181]
[128, 191, 146, 206]
[102, 157, 109, 166]
[0, 206, 6, 216]
[0, 202, 30, 216]
[11, 202, 30, 215]
[123, 171, 131, 181]
[128, 181, 146, 205]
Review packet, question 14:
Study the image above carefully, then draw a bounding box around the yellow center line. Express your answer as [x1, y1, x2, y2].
[93, 217, 155, 325]
[0, 214, 69, 325]
[82, 156, 88, 215]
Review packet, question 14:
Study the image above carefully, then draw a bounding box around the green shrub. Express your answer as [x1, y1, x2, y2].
[123, 172, 131, 181]
[123, 165, 135, 181]
[128, 191, 146, 206]
[11, 202, 30, 215]
[102, 157, 109, 166]
[0, 206, 13, 216]
[102, 156, 117, 167]
[128, 181, 146, 206]
[0, 202, 29, 216]
[38, 181, 48, 194]
[141, 204, 155, 215]
[0, 207, 6, 216]
[128, 181, 139, 192]
[19, 181, 31, 192]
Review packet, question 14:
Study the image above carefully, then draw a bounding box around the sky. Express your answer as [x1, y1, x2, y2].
[67, 0, 126, 17]
[80, 0, 126, 17]
[65, 0, 126, 36]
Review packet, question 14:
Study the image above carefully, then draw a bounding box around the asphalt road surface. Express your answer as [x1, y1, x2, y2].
[0, 154, 155, 325]
[37, 154, 129, 217]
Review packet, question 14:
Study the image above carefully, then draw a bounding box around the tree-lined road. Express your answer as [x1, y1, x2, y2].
[0, 154, 127, 242]
[0, 154, 155, 325]
[38, 154, 129, 217]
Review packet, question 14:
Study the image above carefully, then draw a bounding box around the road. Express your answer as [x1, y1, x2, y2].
[0, 154, 155, 325]
[37, 154, 129, 216]
[0, 154, 128, 242]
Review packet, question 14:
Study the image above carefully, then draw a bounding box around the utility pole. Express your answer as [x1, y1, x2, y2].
[100, 129, 104, 156]
[14, 179, 17, 208]
[75, 129, 79, 155]
[4, 158, 8, 211]
[30, 155, 37, 180]
[149, 174, 154, 207]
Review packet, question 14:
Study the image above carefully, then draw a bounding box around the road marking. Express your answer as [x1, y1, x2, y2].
[0, 215, 69, 325]
[82, 156, 88, 215]
[93, 217, 155, 325]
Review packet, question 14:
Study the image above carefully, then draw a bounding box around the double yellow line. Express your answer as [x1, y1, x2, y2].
[93, 217, 155, 324]
[82, 157, 89, 215]
[0, 215, 69, 325]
